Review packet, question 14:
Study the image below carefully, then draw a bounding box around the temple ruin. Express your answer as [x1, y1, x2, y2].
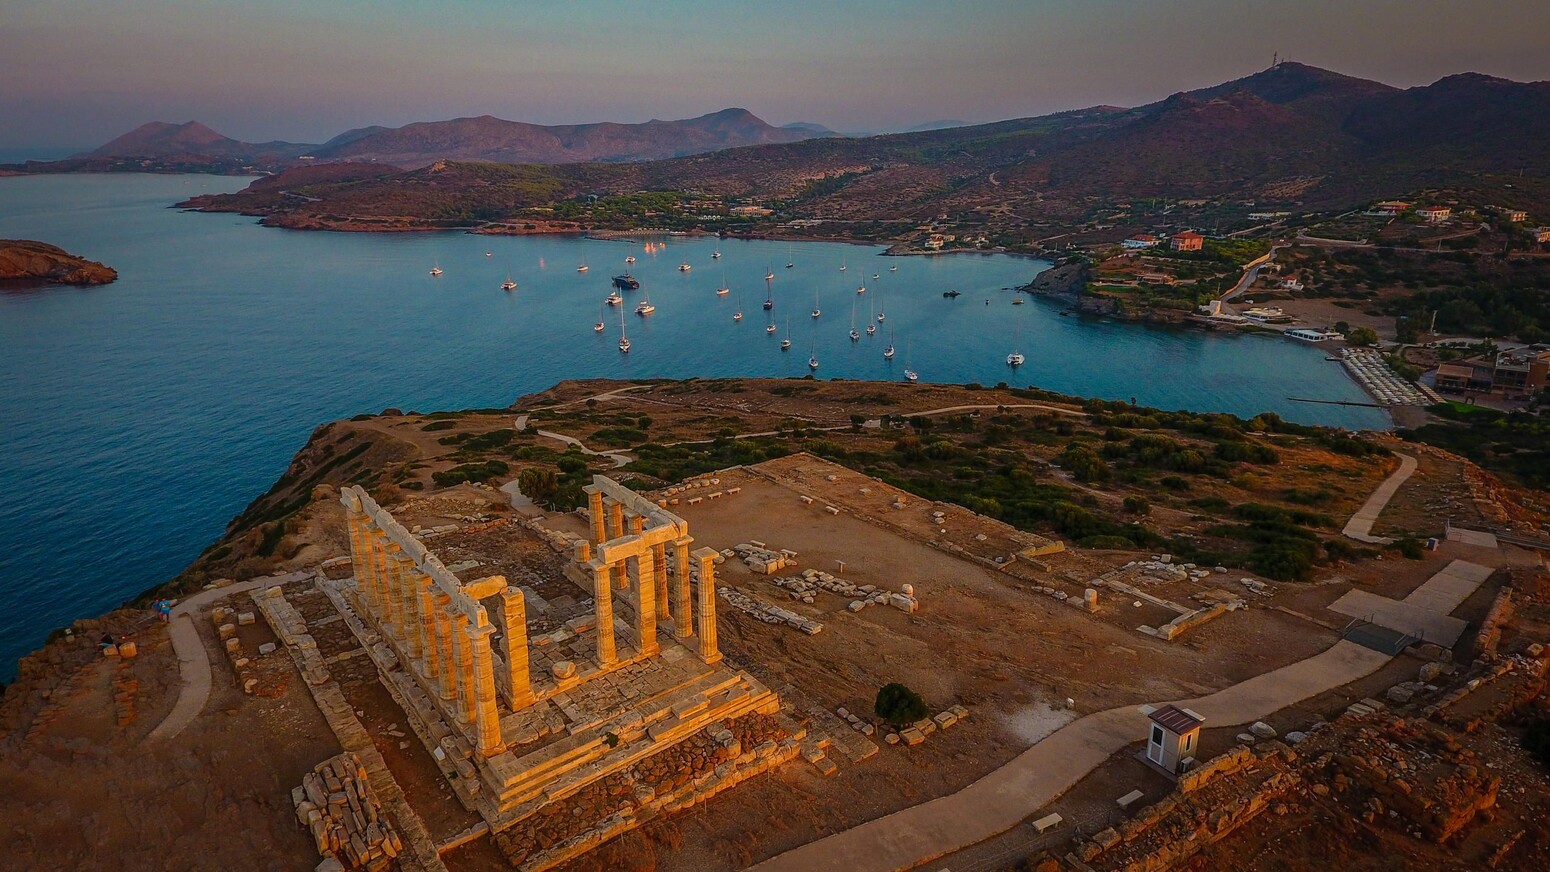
[335, 477, 794, 859]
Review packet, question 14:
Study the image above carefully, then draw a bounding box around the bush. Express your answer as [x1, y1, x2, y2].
[1123, 495, 1151, 515]
[874, 683, 929, 727]
[1060, 444, 1110, 483]
[421, 420, 457, 431]
[432, 460, 509, 487]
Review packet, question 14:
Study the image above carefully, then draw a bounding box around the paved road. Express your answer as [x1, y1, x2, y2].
[145, 571, 310, 743]
[1342, 453, 1418, 544]
[749, 640, 1391, 872]
[1217, 247, 1281, 307]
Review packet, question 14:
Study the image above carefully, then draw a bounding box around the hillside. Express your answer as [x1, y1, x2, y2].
[176, 63, 1550, 233]
[78, 120, 312, 161]
[0, 239, 117, 285]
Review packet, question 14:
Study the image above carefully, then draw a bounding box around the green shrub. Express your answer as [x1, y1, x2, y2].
[421, 420, 457, 432]
[432, 460, 509, 487]
[874, 683, 929, 727]
[1123, 496, 1151, 515]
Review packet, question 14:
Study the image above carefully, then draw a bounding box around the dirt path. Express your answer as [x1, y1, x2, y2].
[1342, 453, 1418, 544]
[145, 571, 310, 743]
[748, 640, 1391, 872]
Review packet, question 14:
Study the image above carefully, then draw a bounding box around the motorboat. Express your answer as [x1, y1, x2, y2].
[429, 265, 443, 276]
[1007, 352, 1025, 367]
[613, 274, 640, 290]
[605, 292, 623, 306]
[678, 262, 691, 272]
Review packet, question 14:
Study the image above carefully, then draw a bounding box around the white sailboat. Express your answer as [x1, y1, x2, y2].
[678, 261, 691, 272]
[903, 341, 918, 381]
[764, 266, 775, 281]
[849, 297, 860, 341]
[883, 325, 896, 359]
[429, 263, 443, 277]
[618, 306, 631, 353]
[712, 250, 722, 259]
[786, 244, 794, 269]
[484, 251, 492, 258]
[594, 303, 606, 333]
[606, 291, 623, 306]
[501, 272, 517, 291]
[635, 288, 656, 316]
[811, 283, 821, 319]
[780, 317, 792, 350]
[765, 321, 777, 334]
[625, 255, 636, 265]
[808, 334, 818, 370]
[876, 275, 886, 322]
[1007, 305, 1026, 366]
[839, 257, 846, 272]
[716, 270, 730, 296]
[577, 259, 589, 273]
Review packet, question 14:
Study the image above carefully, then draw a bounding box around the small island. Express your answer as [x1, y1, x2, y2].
[0, 239, 117, 285]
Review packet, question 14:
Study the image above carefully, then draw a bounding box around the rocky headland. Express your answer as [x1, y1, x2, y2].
[0, 239, 117, 285]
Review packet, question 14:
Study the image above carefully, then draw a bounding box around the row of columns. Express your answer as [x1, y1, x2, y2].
[343, 489, 533, 759]
[584, 485, 720, 670]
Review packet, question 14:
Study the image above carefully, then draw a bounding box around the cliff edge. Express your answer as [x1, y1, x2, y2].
[0, 239, 117, 285]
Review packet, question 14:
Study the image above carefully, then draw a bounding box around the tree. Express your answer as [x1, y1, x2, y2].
[1346, 326, 1379, 347]
[874, 683, 929, 727]
[1123, 495, 1151, 515]
[517, 467, 559, 508]
[1060, 444, 1110, 483]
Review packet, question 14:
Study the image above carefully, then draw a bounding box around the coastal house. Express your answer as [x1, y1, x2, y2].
[1492, 207, 1528, 223]
[1143, 704, 1204, 775]
[1434, 347, 1550, 398]
[1434, 363, 1479, 393]
[729, 205, 773, 217]
[1287, 328, 1342, 342]
[1170, 231, 1204, 252]
[1242, 306, 1294, 324]
[1123, 234, 1160, 249]
[1416, 206, 1452, 223]
[1372, 201, 1411, 216]
[1280, 278, 1305, 291]
[924, 234, 945, 250]
[1530, 228, 1550, 244]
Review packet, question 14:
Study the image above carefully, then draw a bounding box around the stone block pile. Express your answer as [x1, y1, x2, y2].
[882, 704, 969, 746]
[729, 541, 794, 575]
[833, 706, 876, 737]
[1120, 555, 1226, 585]
[292, 752, 402, 872]
[768, 571, 920, 614]
[717, 587, 823, 635]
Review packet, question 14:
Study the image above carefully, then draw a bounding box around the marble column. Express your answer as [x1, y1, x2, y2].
[592, 562, 617, 666]
[418, 578, 440, 680]
[672, 539, 693, 639]
[397, 558, 424, 662]
[588, 489, 606, 545]
[450, 612, 474, 724]
[467, 621, 506, 757]
[364, 523, 388, 624]
[502, 588, 534, 709]
[346, 514, 368, 602]
[653, 543, 670, 623]
[608, 502, 627, 589]
[383, 541, 405, 636]
[633, 551, 659, 658]
[693, 547, 722, 664]
[434, 594, 456, 701]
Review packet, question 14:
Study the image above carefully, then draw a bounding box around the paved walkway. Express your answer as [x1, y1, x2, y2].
[1342, 453, 1418, 544]
[145, 571, 309, 743]
[1327, 558, 1494, 648]
[534, 429, 632, 467]
[750, 640, 1391, 872]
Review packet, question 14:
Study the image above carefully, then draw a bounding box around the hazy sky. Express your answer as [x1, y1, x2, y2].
[5, 0, 1550, 150]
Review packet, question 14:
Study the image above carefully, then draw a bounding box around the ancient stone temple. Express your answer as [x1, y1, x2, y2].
[337, 478, 793, 863]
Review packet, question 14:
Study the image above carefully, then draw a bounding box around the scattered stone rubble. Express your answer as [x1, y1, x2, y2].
[881, 705, 969, 747]
[770, 570, 920, 614]
[730, 540, 795, 575]
[292, 752, 402, 872]
[717, 587, 823, 635]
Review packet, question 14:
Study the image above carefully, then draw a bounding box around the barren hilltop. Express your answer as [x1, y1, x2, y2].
[3, 377, 1548, 871]
[0, 239, 117, 285]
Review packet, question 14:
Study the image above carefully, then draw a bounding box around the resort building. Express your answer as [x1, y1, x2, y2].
[1123, 234, 1160, 249]
[1242, 306, 1294, 324]
[1416, 206, 1452, 223]
[1170, 231, 1204, 252]
[1286, 328, 1342, 342]
[1433, 347, 1550, 398]
[1372, 201, 1411, 216]
[1530, 228, 1550, 244]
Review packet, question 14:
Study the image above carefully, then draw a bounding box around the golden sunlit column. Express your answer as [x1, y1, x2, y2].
[434, 594, 456, 701]
[633, 550, 660, 657]
[693, 547, 722, 665]
[418, 578, 441, 680]
[449, 611, 474, 724]
[385, 543, 410, 643]
[587, 488, 607, 545]
[672, 538, 693, 639]
[608, 502, 627, 589]
[466, 619, 507, 757]
[592, 561, 617, 666]
[653, 543, 670, 622]
[502, 588, 534, 709]
[398, 559, 425, 663]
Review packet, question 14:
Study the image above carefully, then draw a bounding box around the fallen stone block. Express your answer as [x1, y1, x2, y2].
[1032, 813, 1063, 833]
[1249, 721, 1277, 739]
[900, 727, 925, 746]
[258, 641, 278, 655]
[236, 611, 256, 626]
[1116, 789, 1145, 810]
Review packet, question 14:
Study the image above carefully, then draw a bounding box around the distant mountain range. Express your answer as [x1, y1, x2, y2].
[67, 109, 834, 168]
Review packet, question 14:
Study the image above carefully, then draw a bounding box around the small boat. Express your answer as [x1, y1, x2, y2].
[1012, 298, 1025, 305]
[849, 298, 860, 341]
[716, 286, 730, 296]
[811, 284, 821, 319]
[712, 250, 722, 259]
[678, 262, 691, 272]
[904, 341, 917, 381]
[873, 273, 880, 279]
[809, 355, 819, 370]
[877, 312, 885, 322]
[839, 258, 847, 272]
[733, 310, 743, 322]
[635, 300, 656, 316]
[884, 327, 896, 360]
[716, 269, 730, 296]
[763, 299, 773, 310]
[605, 292, 623, 306]
[786, 244, 794, 269]
[594, 303, 606, 333]
[577, 261, 589, 273]
[856, 285, 866, 295]
[765, 268, 775, 280]
[763, 277, 774, 311]
[429, 265, 443, 276]
[766, 322, 777, 334]
[1007, 352, 1025, 367]
[484, 251, 492, 258]
[501, 278, 517, 291]
[781, 317, 792, 350]
[613, 274, 640, 290]
[625, 255, 636, 264]
[618, 306, 630, 353]
[889, 265, 898, 272]
[943, 289, 961, 298]
[866, 324, 876, 336]
[787, 262, 795, 269]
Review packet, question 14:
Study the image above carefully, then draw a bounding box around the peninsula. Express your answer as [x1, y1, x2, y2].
[0, 239, 117, 285]
[3, 377, 1547, 871]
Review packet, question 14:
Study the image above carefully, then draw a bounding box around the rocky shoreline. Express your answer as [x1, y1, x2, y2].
[0, 239, 117, 285]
